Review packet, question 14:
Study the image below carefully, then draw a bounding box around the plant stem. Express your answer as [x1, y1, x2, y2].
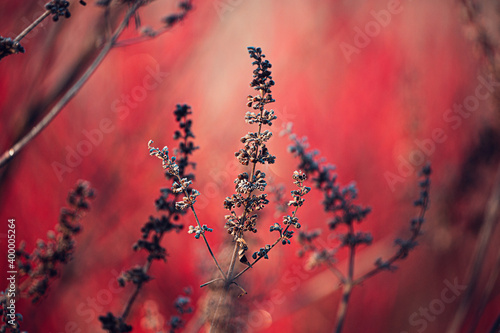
[0, 10, 51, 61]
[0, 3, 139, 169]
[353, 190, 428, 286]
[187, 198, 227, 280]
[225, 99, 265, 281]
[14, 10, 51, 43]
[232, 206, 299, 281]
[446, 164, 500, 333]
[121, 260, 151, 320]
[334, 224, 355, 333]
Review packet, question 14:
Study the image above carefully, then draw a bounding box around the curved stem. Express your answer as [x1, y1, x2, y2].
[0, 3, 139, 169]
[446, 165, 500, 333]
[353, 190, 428, 286]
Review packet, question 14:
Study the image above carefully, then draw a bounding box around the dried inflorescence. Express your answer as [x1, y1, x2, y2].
[223, 47, 280, 262]
[188, 224, 213, 239]
[0, 37, 25, 60]
[45, 0, 86, 21]
[15, 181, 94, 303]
[284, 127, 431, 332]
[100, 105, 197, 332]
[146, 47, 310, 332]
[287, 130, 431, 272]
[168, 287, 193, 333]
[285, 132, 372, 255]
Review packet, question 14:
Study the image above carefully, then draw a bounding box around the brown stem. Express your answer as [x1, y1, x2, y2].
[334, 224, 355, 333]
[13, 10, 51, 43]
[0, 3, 139, 169]
[185, 194, 227, 280]
[446, 164, 500, 333]
[0, 10, 51, 61]
[467, 243, 500, 333]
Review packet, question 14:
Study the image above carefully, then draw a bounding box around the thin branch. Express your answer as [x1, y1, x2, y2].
[353, 189, 429, 286]
[446, 164, 500, 333]
[334, 224, 355, 333]
[185, 195, 227, 280]
[121, 261, 151, 321]
[467, 242, 500, 333]
[0, 2, 138, 169]
[14, 10, 51, 43]
[114, 27, 168, 47]
[200, 278, 224, 288]
[0, 10, 51, 61]
[232, 206, 300, 281]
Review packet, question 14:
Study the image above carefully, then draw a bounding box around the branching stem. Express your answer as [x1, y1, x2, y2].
[0, 3, 140, 168]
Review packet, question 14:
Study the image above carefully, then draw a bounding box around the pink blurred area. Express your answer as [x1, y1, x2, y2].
[1, 0, 499, 332]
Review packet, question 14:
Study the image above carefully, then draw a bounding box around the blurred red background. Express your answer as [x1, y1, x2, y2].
[1, 0, 499, 332]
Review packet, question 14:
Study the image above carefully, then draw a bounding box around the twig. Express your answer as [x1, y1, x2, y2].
[121, 261, 151, 321]
[232, 206, 300, 281]
[334, 224, 355, 333]
[0, 10, 50, 61]
[446, 164, 500, 333]
[467, 242, 500, 333]
[353, 185, 429, 285]
[14, 10, 51, 43]
[179, 177, 227, 280]
[200, 278, 224, 288]
[0, 3, 140, 169]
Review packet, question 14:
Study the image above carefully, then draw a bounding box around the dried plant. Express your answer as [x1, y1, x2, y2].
[0, 0, 192, 169]
[99, 104, 196, 332]
[149, 46, 310, 331]
[0, 181, 94, 332]
[448, 2, 500, 332]
[16, 180, 95, 303]
[283, 130, 431, 333]
[167, 287, 193, 333]
[0, 0, 87, 61]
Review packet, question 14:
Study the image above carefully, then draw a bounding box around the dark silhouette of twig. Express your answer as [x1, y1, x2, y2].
[284, 129, 431, 333]
[0, 2, 140, 169]
[446, 164, 500, 333]
[0, 0, 192, 170]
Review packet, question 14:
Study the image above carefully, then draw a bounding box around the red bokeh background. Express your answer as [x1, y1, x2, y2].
[1, 0, 499, 332]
